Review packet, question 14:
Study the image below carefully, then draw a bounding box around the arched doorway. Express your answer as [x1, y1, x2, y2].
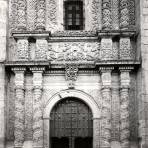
[50, 97, 93, 148]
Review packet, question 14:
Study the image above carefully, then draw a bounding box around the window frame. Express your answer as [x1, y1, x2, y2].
[64, 0, 85, 30]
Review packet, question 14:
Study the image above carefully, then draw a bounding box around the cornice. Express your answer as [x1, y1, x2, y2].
[12, 31, 50, 39]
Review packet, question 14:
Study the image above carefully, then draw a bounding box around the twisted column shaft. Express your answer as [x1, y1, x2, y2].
[12, 68, 26, 148]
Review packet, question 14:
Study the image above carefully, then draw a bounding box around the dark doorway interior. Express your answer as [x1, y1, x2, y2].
[51, 137, 69, 148]
[75, 137, 92, 148]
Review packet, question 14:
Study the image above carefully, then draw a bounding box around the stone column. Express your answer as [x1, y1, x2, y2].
[31, 67, 45, 148]
[120, 0, 129, 29]
[17, 38, 29, 60]
[93, 118, 101, 148]
[36, 0, 45, 30]
[102, 0, 112, 30]
[100, 67, 113, 148]
[17, 0, 27, 30]
[101, 38, 113, 60]
[12, 67, 26, 148]
[119, 67, 132, 148]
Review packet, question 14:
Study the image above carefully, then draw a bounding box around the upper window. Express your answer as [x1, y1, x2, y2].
[64, 1, 84, 30]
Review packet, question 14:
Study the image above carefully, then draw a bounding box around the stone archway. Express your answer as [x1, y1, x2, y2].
[43, 89, 101, 148]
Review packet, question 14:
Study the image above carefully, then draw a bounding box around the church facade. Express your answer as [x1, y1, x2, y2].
[0, 0, 148, 148]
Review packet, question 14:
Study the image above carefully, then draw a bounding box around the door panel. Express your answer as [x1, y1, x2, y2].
[50, 98, 93, 148]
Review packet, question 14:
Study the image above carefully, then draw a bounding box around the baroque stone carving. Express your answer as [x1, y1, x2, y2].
[36, 0, 45, 30]
[12, 68, 26, 147]
[17, 39, 29, 60]
[27, 0, 37, 30]
[31, 67, 45, 147]
[119, 68, 132, 148]
[17, 0, 27, 30]
[47, 42, 100, 61]
[101, 38, 112, 60]
[91, 0, 102, 30]
[102, 0, 112, 30]
[65, 64, 78, 88]
[52, 31, 97, 37]
[9, 0, 18, 32]
[119, 38, 132, 60]
[46, 0, 57, 30]
[36, 39, 48, 60]
[111, 0, 119, 30]
[120, 0, 129, 29]
[129, 0, 135, 28]
[112, 40, 119, 60]
[100, 67, 113, 148]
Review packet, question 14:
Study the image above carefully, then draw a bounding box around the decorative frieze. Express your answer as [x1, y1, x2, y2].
[100, 67, 113, 148]
[111, 0, 119, 30]
[47, 42, 100, 61]
[27, 0, 37, 30]
[17, 38, 29, 60]
[17, 0, 27, 30]
[36, 0, 45, 30]
[91, 0, 102, 30]
[120, 0, 129, 29]
[119, 67, 133, 148]
[12, 67, 26, 148]
[119, 37, 132, 60]
[102, 0, 112, 30]
[101, 38, 113, 60]
[36, 39, 48, 60]
[30, 67, 45, 148]
[65, 64, 78, 89]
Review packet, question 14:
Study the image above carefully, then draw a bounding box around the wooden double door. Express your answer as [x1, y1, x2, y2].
[50, 98, 93, 148]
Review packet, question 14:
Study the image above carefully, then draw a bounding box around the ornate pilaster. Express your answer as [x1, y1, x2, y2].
[119, 37, 132, 60]
[100, 67, 113, 148]
[17, 38, 29, 60]
[12, 67, 26, 148]
[35, 38, 48, 60]
[30, 67, 45, 148]
[111, 0, 119, 30]
[36, 0, 45, 30]
[101, 38, 113, 60]
[17, 0, 27, 30]
[27, 0, 37, 30]
[120, 0, 129, 29]
[102, 0, 112, 30]
[91, 0, 102, 30]
[65, 64, 78, 89]
[119, 67, 133, 148]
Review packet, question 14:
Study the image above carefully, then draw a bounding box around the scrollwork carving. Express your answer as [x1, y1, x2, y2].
[120, 0, 129, 29]
[17, 39, 29, 60]
[102, 0, 112, 30]
[17, 0, 27, 30]
[36, 0, 45, 30]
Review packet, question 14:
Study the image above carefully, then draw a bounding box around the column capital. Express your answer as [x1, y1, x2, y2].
[119, 66, 134, 72]
[12, 67, 26, 73]
[99, 67, 114, 73]
[30, 67, 45, 73]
